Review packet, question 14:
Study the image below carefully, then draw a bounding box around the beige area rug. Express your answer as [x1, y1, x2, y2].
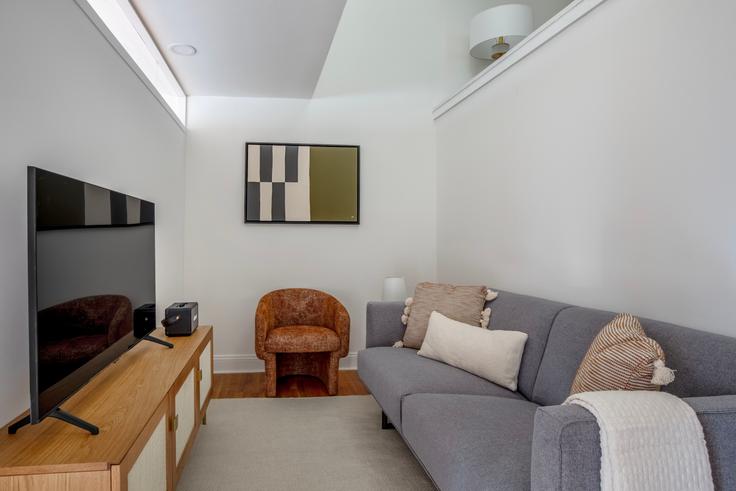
[177, 396, 434, 490]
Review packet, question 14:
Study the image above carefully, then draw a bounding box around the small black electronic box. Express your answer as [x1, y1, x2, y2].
[162, 302, 199, 337]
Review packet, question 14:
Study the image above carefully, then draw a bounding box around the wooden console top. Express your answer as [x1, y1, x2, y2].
[0, 326, 212, 477]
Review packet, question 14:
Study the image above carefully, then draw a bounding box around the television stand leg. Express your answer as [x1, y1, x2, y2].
[142, 334, 174, 348]
[10, 410, 99, 435]
[7, 415, 30, 434]
[49, 409, 99, 435]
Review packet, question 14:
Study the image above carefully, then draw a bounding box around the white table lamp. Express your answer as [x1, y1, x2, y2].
[382, 277, 407, 302]
[470, 4, 533, 60]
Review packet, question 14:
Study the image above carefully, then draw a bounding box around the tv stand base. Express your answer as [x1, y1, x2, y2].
[142, 334, 174, 348]
[8, 408, 99, 435]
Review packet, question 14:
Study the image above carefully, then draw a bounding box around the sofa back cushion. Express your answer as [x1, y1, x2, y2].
[486, 291, 568, 399]
[532, 307, 736, 406]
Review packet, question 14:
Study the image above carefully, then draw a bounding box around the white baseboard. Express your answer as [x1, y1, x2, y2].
[340, 352, 358, 370]
[214, 352, 358, 374]
[214, 354, 263, 373]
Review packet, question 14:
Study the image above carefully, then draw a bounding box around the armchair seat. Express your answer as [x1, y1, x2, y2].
[265, 325, 340, 353]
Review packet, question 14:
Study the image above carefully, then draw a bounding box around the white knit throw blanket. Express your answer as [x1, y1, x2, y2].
[565, 391, 714, 491]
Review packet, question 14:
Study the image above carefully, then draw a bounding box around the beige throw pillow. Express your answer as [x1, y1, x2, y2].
[401, 282, 493, 349]
[570, 313, 675, 395]
[418, 312, 528, 391]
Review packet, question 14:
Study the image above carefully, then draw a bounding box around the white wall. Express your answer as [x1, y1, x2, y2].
[0, 0, 186, 425]
[436, 0, 736, 336]
[184, 0, 456, 372]
[183, 0, 577, 372]
[184, 94, 437, 371]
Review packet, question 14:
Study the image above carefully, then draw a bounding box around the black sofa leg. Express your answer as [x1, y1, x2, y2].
[381, 411, 394, 430]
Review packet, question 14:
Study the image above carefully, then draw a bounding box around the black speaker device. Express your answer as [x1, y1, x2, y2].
[162, 302, 199, 336]
[134, 303, 157, 338]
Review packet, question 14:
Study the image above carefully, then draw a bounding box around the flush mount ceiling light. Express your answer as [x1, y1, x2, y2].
[470, 4, 533, 61]
[168, 43, 197, 56]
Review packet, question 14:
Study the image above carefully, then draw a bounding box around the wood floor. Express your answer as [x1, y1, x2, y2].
[212, 370, 369, 398]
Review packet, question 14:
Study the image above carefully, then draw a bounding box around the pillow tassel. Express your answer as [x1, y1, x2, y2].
[651, 359, 676, 385]
[392, 340, 404, 348]
[485, 290, 498, 301]
[401, 297, 412, 325]
[480, 307, 491, 328]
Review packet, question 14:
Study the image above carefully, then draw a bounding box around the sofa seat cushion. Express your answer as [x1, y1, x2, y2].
[265, 325, 340, 353]
[402, 394, 538, 491]
[357, 347, 524, 432]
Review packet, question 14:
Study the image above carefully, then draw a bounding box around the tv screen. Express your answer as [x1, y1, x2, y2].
[28, 167, 156, 423]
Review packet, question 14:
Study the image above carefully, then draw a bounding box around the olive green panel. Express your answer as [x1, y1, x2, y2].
[309, 146, 358, 222]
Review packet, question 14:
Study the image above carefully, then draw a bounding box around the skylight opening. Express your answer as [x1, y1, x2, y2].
[78, 0, 186, 126]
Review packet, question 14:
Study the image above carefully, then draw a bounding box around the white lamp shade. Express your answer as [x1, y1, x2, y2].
[470, 4, 533, 59]
[382, 277, 407, 302]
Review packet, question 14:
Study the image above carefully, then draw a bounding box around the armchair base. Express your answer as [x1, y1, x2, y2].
[265, 351, 340, 397]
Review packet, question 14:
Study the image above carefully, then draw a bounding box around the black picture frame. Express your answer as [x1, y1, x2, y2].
[244, 142, 360, 225]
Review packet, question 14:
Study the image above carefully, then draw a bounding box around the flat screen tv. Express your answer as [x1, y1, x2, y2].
[22, 167, 158, 433]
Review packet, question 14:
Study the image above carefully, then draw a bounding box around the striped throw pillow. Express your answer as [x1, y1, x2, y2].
[570, 313, 675, 395]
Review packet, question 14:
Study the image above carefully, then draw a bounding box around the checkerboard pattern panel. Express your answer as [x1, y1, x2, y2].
[246, 144, 310, 222]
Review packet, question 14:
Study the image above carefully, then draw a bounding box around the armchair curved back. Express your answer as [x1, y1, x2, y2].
[269, 289, 340, 327]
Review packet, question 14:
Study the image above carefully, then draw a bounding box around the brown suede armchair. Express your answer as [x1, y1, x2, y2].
[255, 289, 350, 396]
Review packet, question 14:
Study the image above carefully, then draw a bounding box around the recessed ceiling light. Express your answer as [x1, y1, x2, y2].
[168, 44, 197, 56]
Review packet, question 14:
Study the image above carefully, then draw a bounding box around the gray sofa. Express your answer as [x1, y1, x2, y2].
[357, 290, 736, 490]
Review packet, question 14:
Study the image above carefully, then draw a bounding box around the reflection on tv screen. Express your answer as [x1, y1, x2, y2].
[37, 295, 135, 392]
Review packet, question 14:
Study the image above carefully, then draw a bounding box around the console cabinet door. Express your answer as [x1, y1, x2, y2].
[111, 398, 169, 491]
[199, 341, 212, 410]
[127, 414, 167, 491]
[174, 369, 196, 466]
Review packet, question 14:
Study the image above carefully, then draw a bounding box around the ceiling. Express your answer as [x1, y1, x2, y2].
[130, 0, 347, 98]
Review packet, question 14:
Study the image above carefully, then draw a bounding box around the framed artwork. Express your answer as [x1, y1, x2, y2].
[245, 142, 360, 224]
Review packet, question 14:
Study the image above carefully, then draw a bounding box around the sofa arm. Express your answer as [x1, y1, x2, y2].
[365, 301, 405, 348]
[686, 395, 736, 490]
[531, 395, 736, 491]
[531, 404, 600, 491]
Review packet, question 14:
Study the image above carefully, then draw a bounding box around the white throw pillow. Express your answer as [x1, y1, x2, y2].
[418, 311, 528, 391]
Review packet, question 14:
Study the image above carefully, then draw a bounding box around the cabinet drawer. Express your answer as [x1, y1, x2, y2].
[174, 369, 196, 465]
